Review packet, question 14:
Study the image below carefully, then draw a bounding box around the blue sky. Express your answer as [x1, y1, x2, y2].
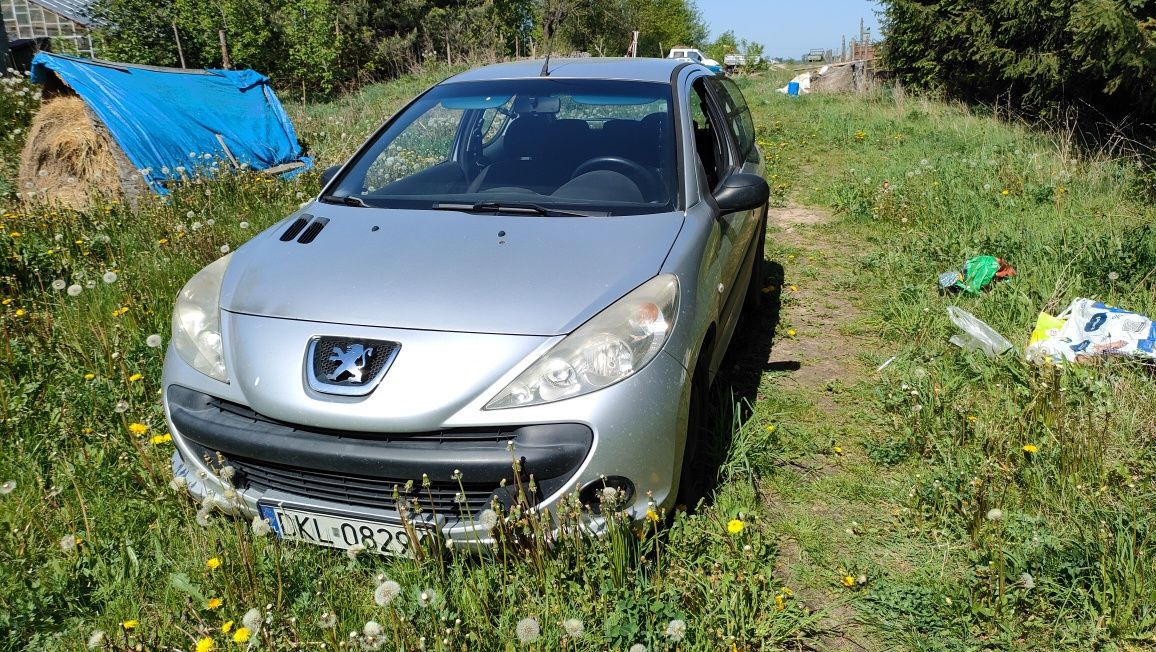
[696, 0, 883, 60]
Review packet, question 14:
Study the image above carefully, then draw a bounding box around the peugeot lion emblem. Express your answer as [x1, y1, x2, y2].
[306, 337, 400, 396]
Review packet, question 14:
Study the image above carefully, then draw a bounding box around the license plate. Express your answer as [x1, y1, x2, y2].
[258, 501, 432, 557]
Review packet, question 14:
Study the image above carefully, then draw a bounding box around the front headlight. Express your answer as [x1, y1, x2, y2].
[486, 275, 678, 409]
[172, 253, 232, 382]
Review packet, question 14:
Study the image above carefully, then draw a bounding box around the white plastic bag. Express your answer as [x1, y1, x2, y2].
[1025, 298, 1156, 364]
[947, 306, 1013, 357]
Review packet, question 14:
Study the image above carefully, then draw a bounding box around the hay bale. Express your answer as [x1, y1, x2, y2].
[18, 94, 144, 209]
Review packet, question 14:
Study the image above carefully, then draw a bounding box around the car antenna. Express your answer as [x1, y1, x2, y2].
[540, 53, 551, 77]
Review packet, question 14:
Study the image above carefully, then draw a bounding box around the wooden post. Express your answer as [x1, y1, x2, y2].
[172, 23, 186, 68]
[218, 29, 231, 69]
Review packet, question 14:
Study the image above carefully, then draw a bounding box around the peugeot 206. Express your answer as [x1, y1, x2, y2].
[162, 57, 769, 556]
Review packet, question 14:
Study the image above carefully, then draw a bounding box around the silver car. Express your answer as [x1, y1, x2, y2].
[163, 57, 768, 555]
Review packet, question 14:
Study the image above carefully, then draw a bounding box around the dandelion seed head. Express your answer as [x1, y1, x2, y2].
[374, 580, 401, 607]
[242, 607, 263, 632]
[1108, 272, 1119, 281]
[0, 480, 14, 494]
[346, 542, 366, 560]
[195, 508, 212, 526]
[563, 618, 584, 637]
[417, 588, 438, 609]
[986, 508, 1003, 521]
[146, 334, 163, 348]
[318, 612, 337, 629]
[363, 621, 383, 638]
[60, 534, 78, 552]
[478, 508, 499, 531]
[220, 244, 230, 254]
[114, 400, 129, 413]
[67, 284, 82, 296]
[1019, 572, 1035, 589]
[85, 280, 96, 289]
[52, 279, 66, 290]
[629, 644, 647, 652]
[87, 630, 106, 649]
[251, 515, 272, 537]
[239, 221, 250, 229]
[515, 617, 540, 643]
[102, 271, 118, 284]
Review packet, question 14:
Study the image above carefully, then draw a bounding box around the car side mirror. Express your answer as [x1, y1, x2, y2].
[713, 172, 769, 214]
[319, 165, 341, 189]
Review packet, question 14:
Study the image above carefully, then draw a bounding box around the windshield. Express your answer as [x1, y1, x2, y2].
[327, 79, 678, 215]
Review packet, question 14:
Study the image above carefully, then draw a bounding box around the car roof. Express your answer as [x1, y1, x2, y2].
[443, 57, 688, 84]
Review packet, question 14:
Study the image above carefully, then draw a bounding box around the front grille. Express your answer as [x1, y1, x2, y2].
[224, 454, 501, 518]
[310, 337, 398, 387]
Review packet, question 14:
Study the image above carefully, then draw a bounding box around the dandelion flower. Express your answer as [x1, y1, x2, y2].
[128, 373, 143, 383]
[150, 433, 172, 444]
[727, 519, 744, 534]
[251, 515, 272, 537]
[114, 400, 129, 413]
[102, 271, 118, 284]
[600, 486, 619, 502]
[515, 617, 540, 644]
[120, 620, 138, 630]
[1019, 572, 1035, 590]
[14, 309, 24, 317]
[787, 329, 796, 337]
[128, 423, 149, 435]
[986, 508, 1003, 522]
[242, 607, 263, 632]
[196, 509, 212, 527]
[562, 618, 584, 637]
[220, 244, 230, 254]
[0, 481, 15, 495]
[665, 619, 687, 642]
[206, 556, 222, 569]
[221, 621, 233, 633]
[206, 597, 223, 610]
[346, 543, 366, 559]
[374, 580, 401, 607]
[1022, 444, 1038, 454]
[841, 575, 855, 587]
[417, 588, 438, 609]
[629, 645, 647, 652]
[196, 637, 214, 652]
[318, 612, 337, 629]
[52, 279, 66, 290]
[67, 284, 82, 296]
[60, 534, 79, 552]
[87, 630, 106, 649]
[646, 508, 659, 522]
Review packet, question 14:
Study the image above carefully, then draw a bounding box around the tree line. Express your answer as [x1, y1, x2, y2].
[881, 0, 1156, 125]
[88, 0, 709, 97]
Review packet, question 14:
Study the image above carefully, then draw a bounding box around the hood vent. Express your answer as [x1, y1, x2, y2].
[279, 215, 310, 241]
[278, 214, 330, 244]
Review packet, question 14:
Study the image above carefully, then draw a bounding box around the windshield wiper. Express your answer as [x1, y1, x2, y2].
[320, 194, 369, 207]
[434, 201, 608, 217]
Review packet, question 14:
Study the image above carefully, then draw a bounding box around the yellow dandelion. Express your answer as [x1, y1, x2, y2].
[833, 446, 843, 454]
[158, 238, 169, 245]
[128, 373, 143, 382]
[1023, 444, 1039, 454]
[84, 373, 95, 380]
[9, 231, 20, 237]
[788, 284, 798, 292]
[221, 621, 234, 634]
[206, 556, 222, 570]
[646, 509, 659, 523]
[967, 415, 977, 422]
[128, 423, 149, 435]
[0, 299, 9, 305]
[841, 575, 855, 587]
[206, 597, 223, 610]
[727, 519, 745, 534]
[1000, 189, 1010, 195]
[150, 433, 172, 445]
[196, 638, 215, 652]
[232, 628, 251, 643]
[774, 593, 786, 610]
[766, 425, 776, 433]
[121, 619, 139, 630]
[14, 309, 25, 317]
[787, 329, 796, 337]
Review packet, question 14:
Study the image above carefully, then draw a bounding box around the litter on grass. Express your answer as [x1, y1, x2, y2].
[947, 306, 1013, 357]
[938, 256, 1016, 294]
[1026, 298, 1156, 364]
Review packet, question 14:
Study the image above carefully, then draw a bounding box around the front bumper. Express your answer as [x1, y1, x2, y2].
[162, 317, 690, 545]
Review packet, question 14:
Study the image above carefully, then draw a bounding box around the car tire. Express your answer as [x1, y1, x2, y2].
[743, 208, 768, 316]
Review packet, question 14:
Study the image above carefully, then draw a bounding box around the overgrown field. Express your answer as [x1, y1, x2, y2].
[2, 63, 1155, 652]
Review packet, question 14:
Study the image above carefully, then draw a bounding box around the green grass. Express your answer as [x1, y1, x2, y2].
[1, 64, 1155, 651]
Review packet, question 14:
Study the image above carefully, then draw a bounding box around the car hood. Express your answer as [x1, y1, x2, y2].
[220, 204, 685, 336]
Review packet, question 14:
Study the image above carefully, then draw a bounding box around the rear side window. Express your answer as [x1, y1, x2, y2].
[709, 78, 758, 164]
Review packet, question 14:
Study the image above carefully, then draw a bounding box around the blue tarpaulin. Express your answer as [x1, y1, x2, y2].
[30, 52, 311, 194]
